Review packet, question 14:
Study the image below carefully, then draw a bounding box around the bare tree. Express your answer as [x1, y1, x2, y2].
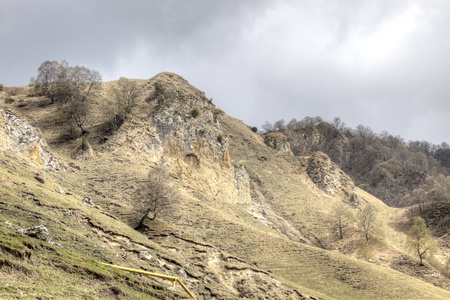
[406, 216, 437, 265]
[106, 77, 140, 132]
[135, 168, 177, 230]
[332, 206, 353, 239]
[115, 77, 140, 109]
[358, 204, 377, 242]
[34, 60, 102, 135]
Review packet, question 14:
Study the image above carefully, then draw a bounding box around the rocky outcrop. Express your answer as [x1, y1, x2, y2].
[0, 109, 64, 171]
[305, 151, 359, 205]
[109, 73, 249, 203]
[284, 122, 350, 167]
[263, 132, 293, 155]
[17, 225, 54, 244]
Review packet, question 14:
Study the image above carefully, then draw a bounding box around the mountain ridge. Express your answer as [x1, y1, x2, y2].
[1, 72, 450, 299]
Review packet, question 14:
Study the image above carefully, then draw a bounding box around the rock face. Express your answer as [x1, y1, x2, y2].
[305, 151, 358, 204]
[110, 73, 250, 203]
[0, 109, 64, 171]
[281, 122, 350, 167]
[17, 225, 54, 244]
[263, 132, 293, 155]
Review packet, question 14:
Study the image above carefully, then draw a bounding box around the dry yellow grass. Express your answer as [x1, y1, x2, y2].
[2, 75, 450, 299]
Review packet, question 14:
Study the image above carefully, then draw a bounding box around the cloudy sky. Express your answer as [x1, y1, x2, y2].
[1, 0, 449, 144]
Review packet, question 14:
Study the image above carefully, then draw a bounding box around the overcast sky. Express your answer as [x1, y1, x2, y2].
[1, 0, 449, 144]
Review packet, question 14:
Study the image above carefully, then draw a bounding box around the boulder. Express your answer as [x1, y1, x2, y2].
[17, 225, 54, 244]
[138, 251, 153, 261]
[83, 197, 93, 207]
[177, 267, 187, 278]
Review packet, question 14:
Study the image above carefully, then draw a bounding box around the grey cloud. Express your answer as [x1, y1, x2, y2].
[0, 0, 449, 143]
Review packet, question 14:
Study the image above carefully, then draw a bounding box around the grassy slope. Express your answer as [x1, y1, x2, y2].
[2, 83, 450, 299]
[217, 114, 450, 299]
[0, 152, 190, 299]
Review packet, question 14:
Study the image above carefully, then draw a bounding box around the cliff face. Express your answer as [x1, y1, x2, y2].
[281, 122, 350, 168]
[0, 109, 64, 171]
[109, 72, 251, 204]
[301, 151, 359, 206]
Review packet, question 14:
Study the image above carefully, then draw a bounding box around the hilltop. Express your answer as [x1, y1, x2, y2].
[1, 72, 450, 299]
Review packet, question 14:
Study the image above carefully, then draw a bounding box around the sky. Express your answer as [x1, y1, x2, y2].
[1, 0, 449, 144]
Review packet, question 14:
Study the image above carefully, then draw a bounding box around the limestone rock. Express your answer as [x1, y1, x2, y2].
[263, 132, 293, 155]
[0, 109, 64, 171]
[138, 251, 153, 261]
[83, 197, 93, 207]
[177, 267, 187, 278]
[108, 72, 243, 203]
[17, 225, 54, 244]
[306, 151, 355, 197]
[284, 122, 350, 167]
[234, 165, 251, 205]
[57, 187, 66, 194]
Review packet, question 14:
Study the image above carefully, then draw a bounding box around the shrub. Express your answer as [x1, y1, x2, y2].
[251, 126, 258, 133]
[81, 137, 91, 151]
[217, 135, 223, 143]
[191, 108, 199, 118]
[357, 238, 374, 261]
[0, 83, 3, 91]
[4, 97, 14, 104]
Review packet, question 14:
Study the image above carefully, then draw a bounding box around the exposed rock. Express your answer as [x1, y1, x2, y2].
[82, 197, 93, 207]
[108, 72, 244, 204]
[0, 109, 65, 171]
[69, 162, 81, 170]
[17, 225, 54, 244]
[281, 122, 350, 167]
[177, 267, 187, 278]
[4, 221, 11, 227]
[234, 165, 251, 205]
[139, 251, 153, 261]
[57, 187, 66, 194]
[264, 131, 293, 155]
[306, 151, 355, 198]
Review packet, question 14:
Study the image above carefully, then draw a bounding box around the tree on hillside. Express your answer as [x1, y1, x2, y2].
[332, 206, 353, 239]
[34, 60, 101, 105]
[34, 60, 102, 136]
[406, 216, 437, 265]
[106, 77, 140, 132]
[135, 168, 177, 230]
[358, 204, 377, 242]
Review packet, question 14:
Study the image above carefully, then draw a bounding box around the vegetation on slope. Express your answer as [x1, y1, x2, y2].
[2, 67, 450, 299]
[262, 117, 450, 209]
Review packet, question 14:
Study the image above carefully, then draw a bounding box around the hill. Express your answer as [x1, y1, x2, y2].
[1, 73, 450, 299]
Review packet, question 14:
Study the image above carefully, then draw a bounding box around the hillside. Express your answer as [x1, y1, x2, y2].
[262, 119, 450, 209]
[1, 73, 450, 299]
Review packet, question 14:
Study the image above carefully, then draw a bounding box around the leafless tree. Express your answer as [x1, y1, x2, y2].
[358, 204, 377, 242]
[135, 168, 177, 230]
[106, 77, 140, 132]
[332, 206, 353, 239]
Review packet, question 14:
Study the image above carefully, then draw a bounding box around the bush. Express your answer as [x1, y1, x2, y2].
[0, 83, 3, 91]
[357, 238, 374, 261]
[217, 135, 223, 143]
[251, 126, 258, 133]
[81, 137, 91, 151]
[191, 108, 199, 118]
